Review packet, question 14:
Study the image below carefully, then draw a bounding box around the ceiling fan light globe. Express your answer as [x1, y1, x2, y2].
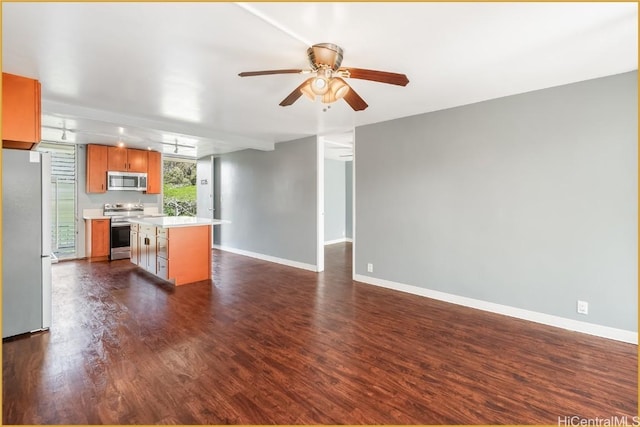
[311, 76, 329, 95]
[333, 82, 350, 100]
[300, 82, 316, 101]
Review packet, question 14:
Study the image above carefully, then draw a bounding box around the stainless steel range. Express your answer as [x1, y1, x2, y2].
[103, 203, 145, 260]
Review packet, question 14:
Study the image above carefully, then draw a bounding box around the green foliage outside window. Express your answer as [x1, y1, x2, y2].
[163, 160, 196, 216]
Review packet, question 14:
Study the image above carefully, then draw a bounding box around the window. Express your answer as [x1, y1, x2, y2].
[37, 142, 77, 259]
[163, 157, 196, 216]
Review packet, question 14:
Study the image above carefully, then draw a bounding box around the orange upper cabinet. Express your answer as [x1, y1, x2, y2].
[107, 146, 148, 172]
[87, 144, 160, 194]
[146, 150, 162, 194]
[87, 144, 108, 193]
[107, 146, 128, 171]
[2, 73, 41, 150]
[127, 149, 148, 172]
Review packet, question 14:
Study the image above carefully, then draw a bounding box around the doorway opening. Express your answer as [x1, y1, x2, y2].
[318, 131, 354, 275]
[37, 142, 77, 260]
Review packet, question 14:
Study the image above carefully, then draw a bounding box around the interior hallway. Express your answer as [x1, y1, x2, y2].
[3, 243, 637, 424]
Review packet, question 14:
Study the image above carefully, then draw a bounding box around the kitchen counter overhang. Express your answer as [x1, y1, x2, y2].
[127, 216, 227, 228]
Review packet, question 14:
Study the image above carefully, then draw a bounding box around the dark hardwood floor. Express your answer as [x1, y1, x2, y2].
[3, 243, 637, 424]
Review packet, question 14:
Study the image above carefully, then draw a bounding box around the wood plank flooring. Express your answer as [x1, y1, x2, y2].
[3, 243, 637, 424]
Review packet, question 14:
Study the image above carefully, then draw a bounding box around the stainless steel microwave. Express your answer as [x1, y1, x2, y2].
[107, 171, 147, 191]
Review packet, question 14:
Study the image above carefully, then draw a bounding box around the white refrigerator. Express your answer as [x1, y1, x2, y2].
[2, 148, 52, 339]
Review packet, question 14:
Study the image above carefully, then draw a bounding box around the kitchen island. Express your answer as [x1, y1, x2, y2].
[128, 216, 225, 286]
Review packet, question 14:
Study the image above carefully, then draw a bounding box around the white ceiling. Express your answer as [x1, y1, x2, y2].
[2, 2, 637, 159]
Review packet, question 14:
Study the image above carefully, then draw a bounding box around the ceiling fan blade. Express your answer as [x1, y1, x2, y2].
[279, 78, 315, 107]
[341, 82, 368, 111]
[238, 69, 306, 77]
[340, 67, 409, 86]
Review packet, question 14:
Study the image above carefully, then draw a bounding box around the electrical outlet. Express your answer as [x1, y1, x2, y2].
[577, 300, 589, 315]
[367, 263, 373, 273]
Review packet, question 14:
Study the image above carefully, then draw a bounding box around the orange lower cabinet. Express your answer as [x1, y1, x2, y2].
[132, 223, 212, 286]
[163, 225, 211, 286]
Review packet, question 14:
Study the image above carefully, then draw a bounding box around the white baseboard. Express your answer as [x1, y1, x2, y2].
[324, 238, 346, 245]
[324, 238, 353, 245]
[353, 274, 638, 344]
[213, 245, 318, 272]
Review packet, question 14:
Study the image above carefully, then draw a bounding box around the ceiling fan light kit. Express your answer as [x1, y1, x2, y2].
[311, 74, 329, 95]
[321, 78, 350, 104]
[239, 42, 409, 111]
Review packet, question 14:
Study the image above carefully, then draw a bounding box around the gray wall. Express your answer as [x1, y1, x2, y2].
[345, 161, 353, 239]
[196, 156, 214, 219]
[76, 144, 162, 257]
[217, 137, 317, 266]
[355, 71, 637, 332]
[213, 156, 221, 246]
[324, 159, 346, 242]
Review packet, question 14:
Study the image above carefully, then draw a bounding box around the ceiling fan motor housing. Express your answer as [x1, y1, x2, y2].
[307, 43, 344, 71]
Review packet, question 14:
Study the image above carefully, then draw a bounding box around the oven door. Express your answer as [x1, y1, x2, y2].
[110, 222, 131, 260]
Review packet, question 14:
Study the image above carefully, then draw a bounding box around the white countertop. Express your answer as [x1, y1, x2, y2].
[82, 209, 109, 220]
[83, 214, 110, 220]
[82, 206, 163, 220]
[128, 216, 228, 228]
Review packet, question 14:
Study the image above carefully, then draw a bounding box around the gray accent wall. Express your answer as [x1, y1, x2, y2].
[324, 159, 346, 242]
[213, 156, 222, 246]
[217, 137, 317, 266]
[355, 71, 638, 332]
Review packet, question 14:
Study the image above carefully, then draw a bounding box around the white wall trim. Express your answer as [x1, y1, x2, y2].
[214, 244, 318, 272]
[317, 135, 325, 272]
[351, 132, 357, 281]
[354, 274, 638, 344]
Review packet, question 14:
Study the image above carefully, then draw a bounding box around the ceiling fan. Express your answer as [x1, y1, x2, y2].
[238, 43, 409, 111]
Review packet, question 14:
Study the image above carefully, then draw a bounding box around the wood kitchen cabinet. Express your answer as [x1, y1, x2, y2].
[129, 220, 211, 286]
[86, 144, 109, 193]
[156, 225, 210, 285]
[2, 73, 41, 150]
[138, 224, 157, 274]
[87, 144, 161, 193]
[107, 146, 148, 172]
[130, 223, 140, 266]
[107, 146, 127, 171]
[146, 150, 162, 194]
[88, 219, 110, 261]
[128, 149, 148, 172]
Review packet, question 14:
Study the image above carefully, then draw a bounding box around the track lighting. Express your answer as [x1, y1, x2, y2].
[61, 129, 67, 140]
[174, 139, 179, 154]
